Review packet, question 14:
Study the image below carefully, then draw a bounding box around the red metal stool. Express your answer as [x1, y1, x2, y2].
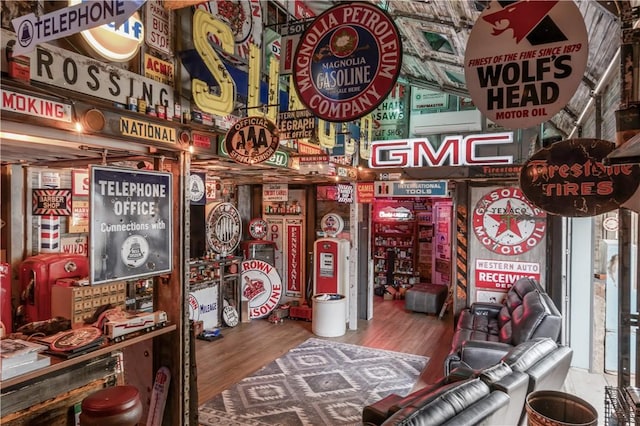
[80, 385, 143, 426]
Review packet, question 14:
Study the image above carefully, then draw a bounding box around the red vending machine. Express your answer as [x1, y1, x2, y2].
[18, 253, 89, 323]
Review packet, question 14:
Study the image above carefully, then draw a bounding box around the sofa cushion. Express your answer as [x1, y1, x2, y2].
[509, 291, 562, 345]
[455, 310, 500, 335]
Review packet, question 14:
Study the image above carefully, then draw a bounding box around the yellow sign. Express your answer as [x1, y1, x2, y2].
[144, 53, 174, 86]
[120, 117, 176, 143]
[192, 10, 235, 117]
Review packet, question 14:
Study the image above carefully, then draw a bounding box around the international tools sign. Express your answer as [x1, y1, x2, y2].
[520, 139, 640, 217]
[293, 2, 402, 122]
[464, 0, 588, 129]
[11, 0, 145, 55]
[90, 166, 172, 284]
[224, 117, 280, 165]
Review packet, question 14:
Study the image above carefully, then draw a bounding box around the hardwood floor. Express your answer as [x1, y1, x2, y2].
[195, 296, 455, 405]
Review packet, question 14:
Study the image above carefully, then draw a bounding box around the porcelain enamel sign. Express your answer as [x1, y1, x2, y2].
[293, 2, 401, 122]
[465, 0, 588, 129]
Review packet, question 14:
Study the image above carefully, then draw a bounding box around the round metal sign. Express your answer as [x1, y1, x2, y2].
[224, 116, 280, 165]
[241, 259, 282, 319]
[248, 218, 268, 240]
[320, 213, 344, 237]
[464, 0, 588, 129]
[472, 187, 547, 255]
[293, 2, 402, 122]
[206, 202, 242, 254]
[520, 138, 640, 217]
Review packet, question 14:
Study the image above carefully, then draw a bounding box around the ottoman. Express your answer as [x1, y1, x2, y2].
[405, 283, 447, 315]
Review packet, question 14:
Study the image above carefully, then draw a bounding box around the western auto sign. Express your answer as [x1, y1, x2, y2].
[520, 138, 640, 217]
[11, 1, 144, 55]
[473, 187, 546, 255]
[369, 132, 514, 168]
[293, 2, 402, 122]
[465, 0, 588, 129]
[224, 116, 280, 165]
[475, 259, 541, 291]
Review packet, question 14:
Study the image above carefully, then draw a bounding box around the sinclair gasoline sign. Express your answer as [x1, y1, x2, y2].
[464, 0, 588, 129]
[293, 2, 401, 122]
[224, 116, 280, 165]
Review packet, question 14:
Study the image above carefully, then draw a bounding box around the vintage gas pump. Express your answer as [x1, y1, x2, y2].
[313, 214, 350, 319]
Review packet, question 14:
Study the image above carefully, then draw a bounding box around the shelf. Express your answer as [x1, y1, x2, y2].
[0, 324, 177, 390]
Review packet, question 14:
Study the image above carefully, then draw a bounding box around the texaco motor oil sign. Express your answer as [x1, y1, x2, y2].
[293, 2, 401, 122]
[472, 187, 546, 255]
[464, 0, 588, 129]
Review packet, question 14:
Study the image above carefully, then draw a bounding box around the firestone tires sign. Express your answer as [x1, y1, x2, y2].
[520, 139, 640, 217]
[293, 2, 402, 122]
[464, 0, 588, 129]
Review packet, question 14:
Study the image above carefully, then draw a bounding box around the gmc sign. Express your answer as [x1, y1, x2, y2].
[369, 132, 514, 168]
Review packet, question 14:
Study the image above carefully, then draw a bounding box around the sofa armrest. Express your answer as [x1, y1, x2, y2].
[449, 341, 514, 374]
[468, 302, 503, 317]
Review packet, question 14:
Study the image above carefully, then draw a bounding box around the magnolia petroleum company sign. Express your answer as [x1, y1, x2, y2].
[293, 2, 401, 122]
[472, 187, 546, 256]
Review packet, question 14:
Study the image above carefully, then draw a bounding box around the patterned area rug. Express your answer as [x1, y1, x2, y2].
[198, 338, 428, 426]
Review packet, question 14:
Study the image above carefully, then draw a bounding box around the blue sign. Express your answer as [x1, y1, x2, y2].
[375, 181, 448, 197]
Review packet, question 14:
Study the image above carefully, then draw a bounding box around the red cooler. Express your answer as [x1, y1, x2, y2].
[18, 253, 89, 323]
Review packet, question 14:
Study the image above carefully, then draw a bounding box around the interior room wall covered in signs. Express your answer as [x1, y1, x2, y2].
[468, 184, 548, 303]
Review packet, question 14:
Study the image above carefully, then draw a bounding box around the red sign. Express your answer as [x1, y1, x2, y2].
[32, 189, 72, 216]
[369, 132, 514, 168]
[472, 187, 546, 256]
[293, 3, 401, 122]
[241, 259, 282, 319]
[464, 1, 588, 129]
[520, 138, 640, 217]
[286, 222, 303, 296]
[475, 259, 541, 290]
[356, 182, 374, 203]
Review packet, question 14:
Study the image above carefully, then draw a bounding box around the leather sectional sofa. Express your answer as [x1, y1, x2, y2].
[362, 338, 573, 426]
[444, 278, 562, 375]
[362, 278, 570, 425]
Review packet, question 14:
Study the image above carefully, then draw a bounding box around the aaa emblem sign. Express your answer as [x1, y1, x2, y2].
[224, 116, 279, 165]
